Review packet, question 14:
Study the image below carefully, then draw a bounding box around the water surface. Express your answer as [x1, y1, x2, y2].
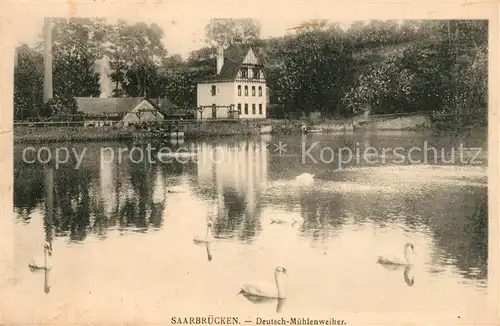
[6, 131, 489, 324]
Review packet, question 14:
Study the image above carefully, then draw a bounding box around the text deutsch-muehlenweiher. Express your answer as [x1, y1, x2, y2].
[257, 317, 347, 325]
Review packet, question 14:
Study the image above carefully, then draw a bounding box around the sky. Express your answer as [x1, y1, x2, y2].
[11, 16, 354, 59]
[4, 1, 492, 59]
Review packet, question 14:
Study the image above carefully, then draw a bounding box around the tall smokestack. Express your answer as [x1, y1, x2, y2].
[43, 17, 53, 103]
[216, 43, 224, 75]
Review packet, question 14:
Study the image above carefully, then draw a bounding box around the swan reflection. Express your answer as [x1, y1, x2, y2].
[44, 266, 51, 293]
[192, 217, 213, 262]
[205, 242, 213, 262]
[377, 256, 416, 287]
[193, 218, 213, 245]
[240, 294, 287, 313]
[270, 214, 303, 226]
[28, 241, 52, 293]
[404, 265, 415, 287]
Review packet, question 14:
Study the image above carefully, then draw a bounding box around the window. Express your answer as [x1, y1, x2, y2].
[258, 86, 262, 97]
[211, 85, 216, 96]
[259, 104, 263, 115]
[241, 68, 248, 78]
[252, 86, 256, 96]
[252, 104, 256, 114]
[237, 104, 241, 114]
[244, 104, 248, 115]
[212, 104, 217, 118]
[237, 85, 241, 96]
[244, 86, 248, 96]
[253, 68, 260, 79]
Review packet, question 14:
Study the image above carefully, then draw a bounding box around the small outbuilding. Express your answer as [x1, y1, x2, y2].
[75, 97, 180, 127]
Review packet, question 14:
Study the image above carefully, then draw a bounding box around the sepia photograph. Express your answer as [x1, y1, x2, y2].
[0, 1, 498, 325]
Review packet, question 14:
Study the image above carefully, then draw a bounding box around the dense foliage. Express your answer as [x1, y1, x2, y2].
[262, 19, 487, 131]
[14, 18, 487, 130]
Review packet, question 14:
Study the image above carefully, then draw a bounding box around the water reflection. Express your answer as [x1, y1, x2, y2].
[193, 218, 213, 245]
[27, 241, 52, 294]
[11, 132, 489, 321]
[196, 139, 269, 242]
[14, 144, 168, 240]
[376, 255, 415, 287]
[404, 266, 415, 287]
[240, 294, 286, 313]
[43, 265, 51, 294]
[205, 243, 213, 262]
[13, 137, 488, 284]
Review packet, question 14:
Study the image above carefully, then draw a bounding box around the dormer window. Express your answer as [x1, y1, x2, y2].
[253, 68, 260, 79]
[211, 85, 216, 96]
[241, 67, 248, 78]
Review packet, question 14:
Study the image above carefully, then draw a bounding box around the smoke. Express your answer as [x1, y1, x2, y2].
[96, 54, 112, 98]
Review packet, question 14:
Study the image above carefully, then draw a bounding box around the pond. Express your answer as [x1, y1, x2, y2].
[5, 130, 489, 324]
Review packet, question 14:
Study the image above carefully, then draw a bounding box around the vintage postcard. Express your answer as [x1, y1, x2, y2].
[1, 1, 499, 325]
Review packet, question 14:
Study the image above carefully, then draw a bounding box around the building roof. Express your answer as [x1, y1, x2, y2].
[202, 43, 264, 83]
[148, 97, 179, 112]
[75, 97, 178, 117]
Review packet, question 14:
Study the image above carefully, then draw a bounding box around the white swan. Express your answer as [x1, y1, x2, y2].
[239, 266, 287, 299]
[193, 219, 213, 245]
[295, 173, 315, 187]
[377, 242, 416, 267]
[28, 241, 52, 271]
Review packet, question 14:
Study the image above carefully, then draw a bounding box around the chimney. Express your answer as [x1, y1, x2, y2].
[216, 43, 224, 75]
[43, 17, 53, 104]
[156, 97, 161, 108]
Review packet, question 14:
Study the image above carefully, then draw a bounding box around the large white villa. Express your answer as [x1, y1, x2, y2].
[196, 42, 269, 119]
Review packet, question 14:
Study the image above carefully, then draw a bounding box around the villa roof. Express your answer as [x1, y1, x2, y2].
[202, 43, 264, 83]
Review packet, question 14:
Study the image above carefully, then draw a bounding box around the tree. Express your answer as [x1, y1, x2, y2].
[204, 18, 261, 47]
[44, 95, 78, 117]
[162, 54, 183, 69]
[14, 45, 44, 120]
[49, 18, 105, 98]
[342, 49, 415, 115]
[265, 28, 354, 117]
[187, 47, 215, 63]
[14, 18, 487, 130]
[105, 21, 168, 97]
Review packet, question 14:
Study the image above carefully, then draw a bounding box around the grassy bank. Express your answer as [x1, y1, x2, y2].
[14, 126, 152, 144]
[182, 120, 260, 140]
[14, 121, 263, 144]
[13, 115, 476, 144]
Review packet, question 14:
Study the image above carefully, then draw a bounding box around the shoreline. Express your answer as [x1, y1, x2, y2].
[13, 118, 487, 145]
